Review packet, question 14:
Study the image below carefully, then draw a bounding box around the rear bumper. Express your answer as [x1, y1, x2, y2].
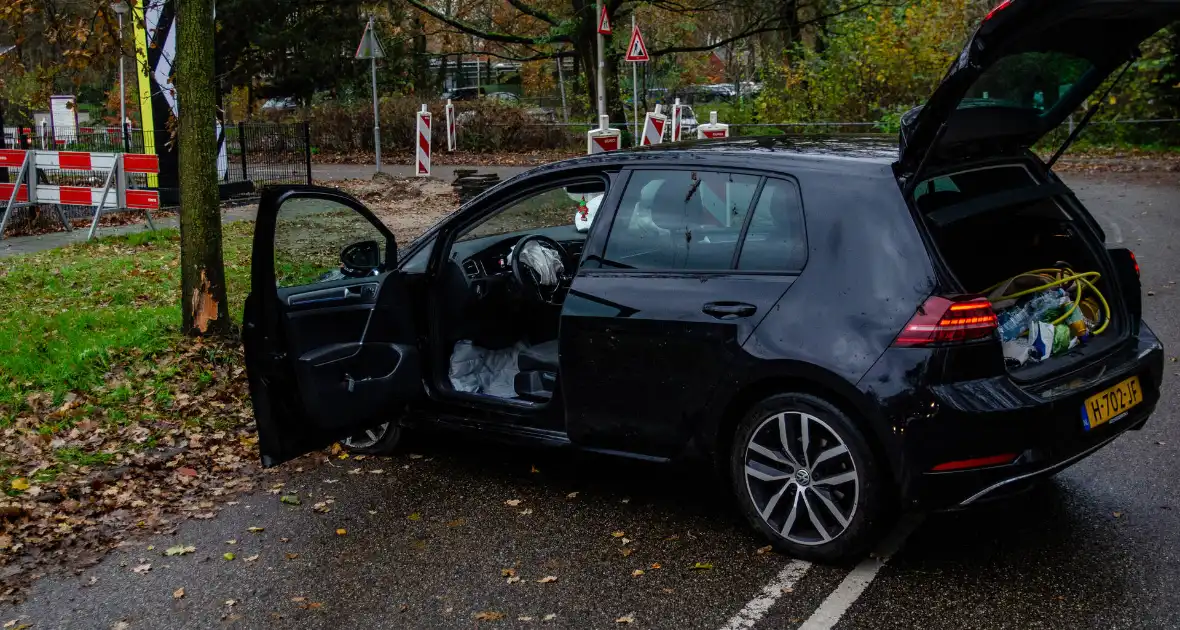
[892, 322, 1164, 510]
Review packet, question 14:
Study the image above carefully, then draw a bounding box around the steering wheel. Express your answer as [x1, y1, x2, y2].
[510, 235, 571, 305]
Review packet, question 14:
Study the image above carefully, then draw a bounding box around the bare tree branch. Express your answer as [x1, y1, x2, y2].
[505, 0, 560, 26]
[406, 0, 570, 46]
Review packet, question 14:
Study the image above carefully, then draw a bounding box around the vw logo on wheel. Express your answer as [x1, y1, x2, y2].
[794, 468, 812, 486]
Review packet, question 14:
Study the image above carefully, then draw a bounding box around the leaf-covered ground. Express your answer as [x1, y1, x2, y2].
[0, 177, 458, 599]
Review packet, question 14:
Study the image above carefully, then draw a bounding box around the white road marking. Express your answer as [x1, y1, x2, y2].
[717, 560, 812, 630]
[796, 557, 883, 630]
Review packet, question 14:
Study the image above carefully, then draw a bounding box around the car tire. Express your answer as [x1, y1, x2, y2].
[730, 393, 887, 563]
[341, 422, 403, 456]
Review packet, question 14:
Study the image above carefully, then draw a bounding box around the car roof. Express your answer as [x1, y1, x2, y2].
[544, 136, 898, 178]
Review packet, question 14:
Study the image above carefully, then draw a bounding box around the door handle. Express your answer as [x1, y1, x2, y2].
[702, 302, 757, 319]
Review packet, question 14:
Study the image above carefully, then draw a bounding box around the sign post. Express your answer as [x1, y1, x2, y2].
[595, 1, 610, 119]
[355, 16, 386, 174]
[445, 99, 456, 152]
[624, 19, 650, 146]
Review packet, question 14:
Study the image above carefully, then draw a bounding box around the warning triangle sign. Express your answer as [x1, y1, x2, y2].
[355, 20, 385, 59]
[597, 6, 612, 34]
[625, 25, 649, 62]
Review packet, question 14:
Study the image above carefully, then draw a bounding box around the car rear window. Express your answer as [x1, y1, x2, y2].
[736, 179, 806, 272]
[961, 51, 1093, 114]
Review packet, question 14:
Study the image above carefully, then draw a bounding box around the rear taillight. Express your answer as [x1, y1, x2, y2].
[984, 0, 1013, 20]
[893, 296, 998, 347]
[1129, 250, 1140, 277]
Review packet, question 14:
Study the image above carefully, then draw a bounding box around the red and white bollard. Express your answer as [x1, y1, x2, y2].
[641, 105, 667, 146]
[445, 99, 456, 152]
[586, 115, 620, 155]
[415, 104, 432, 177]
[670, 98, 684, 142]
[697, 111, 730, 139]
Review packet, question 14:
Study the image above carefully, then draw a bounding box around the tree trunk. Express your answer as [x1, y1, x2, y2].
[177, 0, 231, 337]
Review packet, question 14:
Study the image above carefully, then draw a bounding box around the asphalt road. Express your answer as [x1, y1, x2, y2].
[5, 170, 1180, 630]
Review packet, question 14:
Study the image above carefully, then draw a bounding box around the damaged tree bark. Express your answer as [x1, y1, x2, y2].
[176, 0, 231, 336]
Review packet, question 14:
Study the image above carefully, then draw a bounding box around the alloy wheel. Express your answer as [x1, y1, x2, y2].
[342, 422, 391, 450]
[743, 411, 860, 546]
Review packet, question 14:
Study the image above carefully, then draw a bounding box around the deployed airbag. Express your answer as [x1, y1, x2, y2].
[449, 340, 527, 398]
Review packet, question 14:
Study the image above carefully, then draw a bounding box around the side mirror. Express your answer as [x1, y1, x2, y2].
[340, 240, 382, 276]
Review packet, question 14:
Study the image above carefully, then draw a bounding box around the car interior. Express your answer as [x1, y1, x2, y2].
[434, 178, 608, 405]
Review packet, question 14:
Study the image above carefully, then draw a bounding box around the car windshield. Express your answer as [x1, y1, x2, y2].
[960, 51, 1094, 113]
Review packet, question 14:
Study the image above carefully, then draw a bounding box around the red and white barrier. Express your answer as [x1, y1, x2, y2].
[586, 115, 621, 154]
[445, 99, 456, 152]
[670, 98, 684, 142]
[697, 111, 730, 139]
[641, 105, 668, 146]
[0, 149, 160, 240]
[416, 105, 432, 176]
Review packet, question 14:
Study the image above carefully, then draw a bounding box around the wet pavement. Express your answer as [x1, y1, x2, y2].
[4, 170, 1180, 629]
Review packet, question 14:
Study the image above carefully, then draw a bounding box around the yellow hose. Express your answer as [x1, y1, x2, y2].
[984, 268, 1110, 336]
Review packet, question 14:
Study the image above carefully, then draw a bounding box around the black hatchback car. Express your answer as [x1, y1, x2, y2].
[244, 0, 1175, 560]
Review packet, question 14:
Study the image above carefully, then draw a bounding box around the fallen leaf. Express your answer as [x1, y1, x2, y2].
[621, 538, 632, 545]
[621, 498, 631, 504]
[164, 545, 196, 556]
[543, 613, 557, 621]
[244, 554, 260, 562]
[280, 495, 301, 506]
[248, 527, 264, 533]
[408, 512, 421, 521]
[650, 563, 661, 569]
[506, 499, 522, 507]
[782, 587, 794, 594]
[755, 545, 773, 555]
[112, 623, 130, 630]
[336, 528, 347, 536]
[1113, 511, 1124, 518]
[225, 600, 237, 606]
[474, 611, 506, 621]
[399, 603, 409, 613]
[530, 465, 540, 473]
[226, 540, 237, 545]
[173, 587, 185, 599]
[616, 614, 636, 624]
[286, 553, 299, 560]
[312, 502, 331, 514]
[632, 569, 645, 577]
[620, 548, 634, 557]
[279, 537, 290, 543]
[662, 588, 674, 594]
[409, 454, 423, 459]
[131, 563, 151, 574]
[369, 469, 384, 474]
[447, 518, 466, 527]
[176, 467, 198, 477]
[9, 478, 28, 492]
[519, 615, 535, 621]
[291, 597, 306, 603]
[537, 575, 558, 583]
[348, 468, 363, 475]
[611, 531, 625, 538]
[507, 576, 522, 584]
[223, 553, 236, 561]
[501, 568, 517, 577]
[566, 492, 579, 499]
[520, 509, 533, 515]
[690, 562, 713, 570]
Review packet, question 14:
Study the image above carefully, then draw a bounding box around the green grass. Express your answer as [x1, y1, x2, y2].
[0, 221, 256, 422]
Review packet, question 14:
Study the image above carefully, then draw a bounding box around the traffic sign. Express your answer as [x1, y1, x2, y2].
[597, 5, 612, 34]
[625, 25, 649, 62]
[355, 19, 385, 59]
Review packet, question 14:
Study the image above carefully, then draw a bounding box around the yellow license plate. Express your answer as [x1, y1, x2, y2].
[1082, 376, 1143, 431]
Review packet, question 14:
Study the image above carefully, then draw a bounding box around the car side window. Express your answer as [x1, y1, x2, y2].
[274, 197, 388, 288]
[602, 170, 759, 270]
[737, 178, 807, 272]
